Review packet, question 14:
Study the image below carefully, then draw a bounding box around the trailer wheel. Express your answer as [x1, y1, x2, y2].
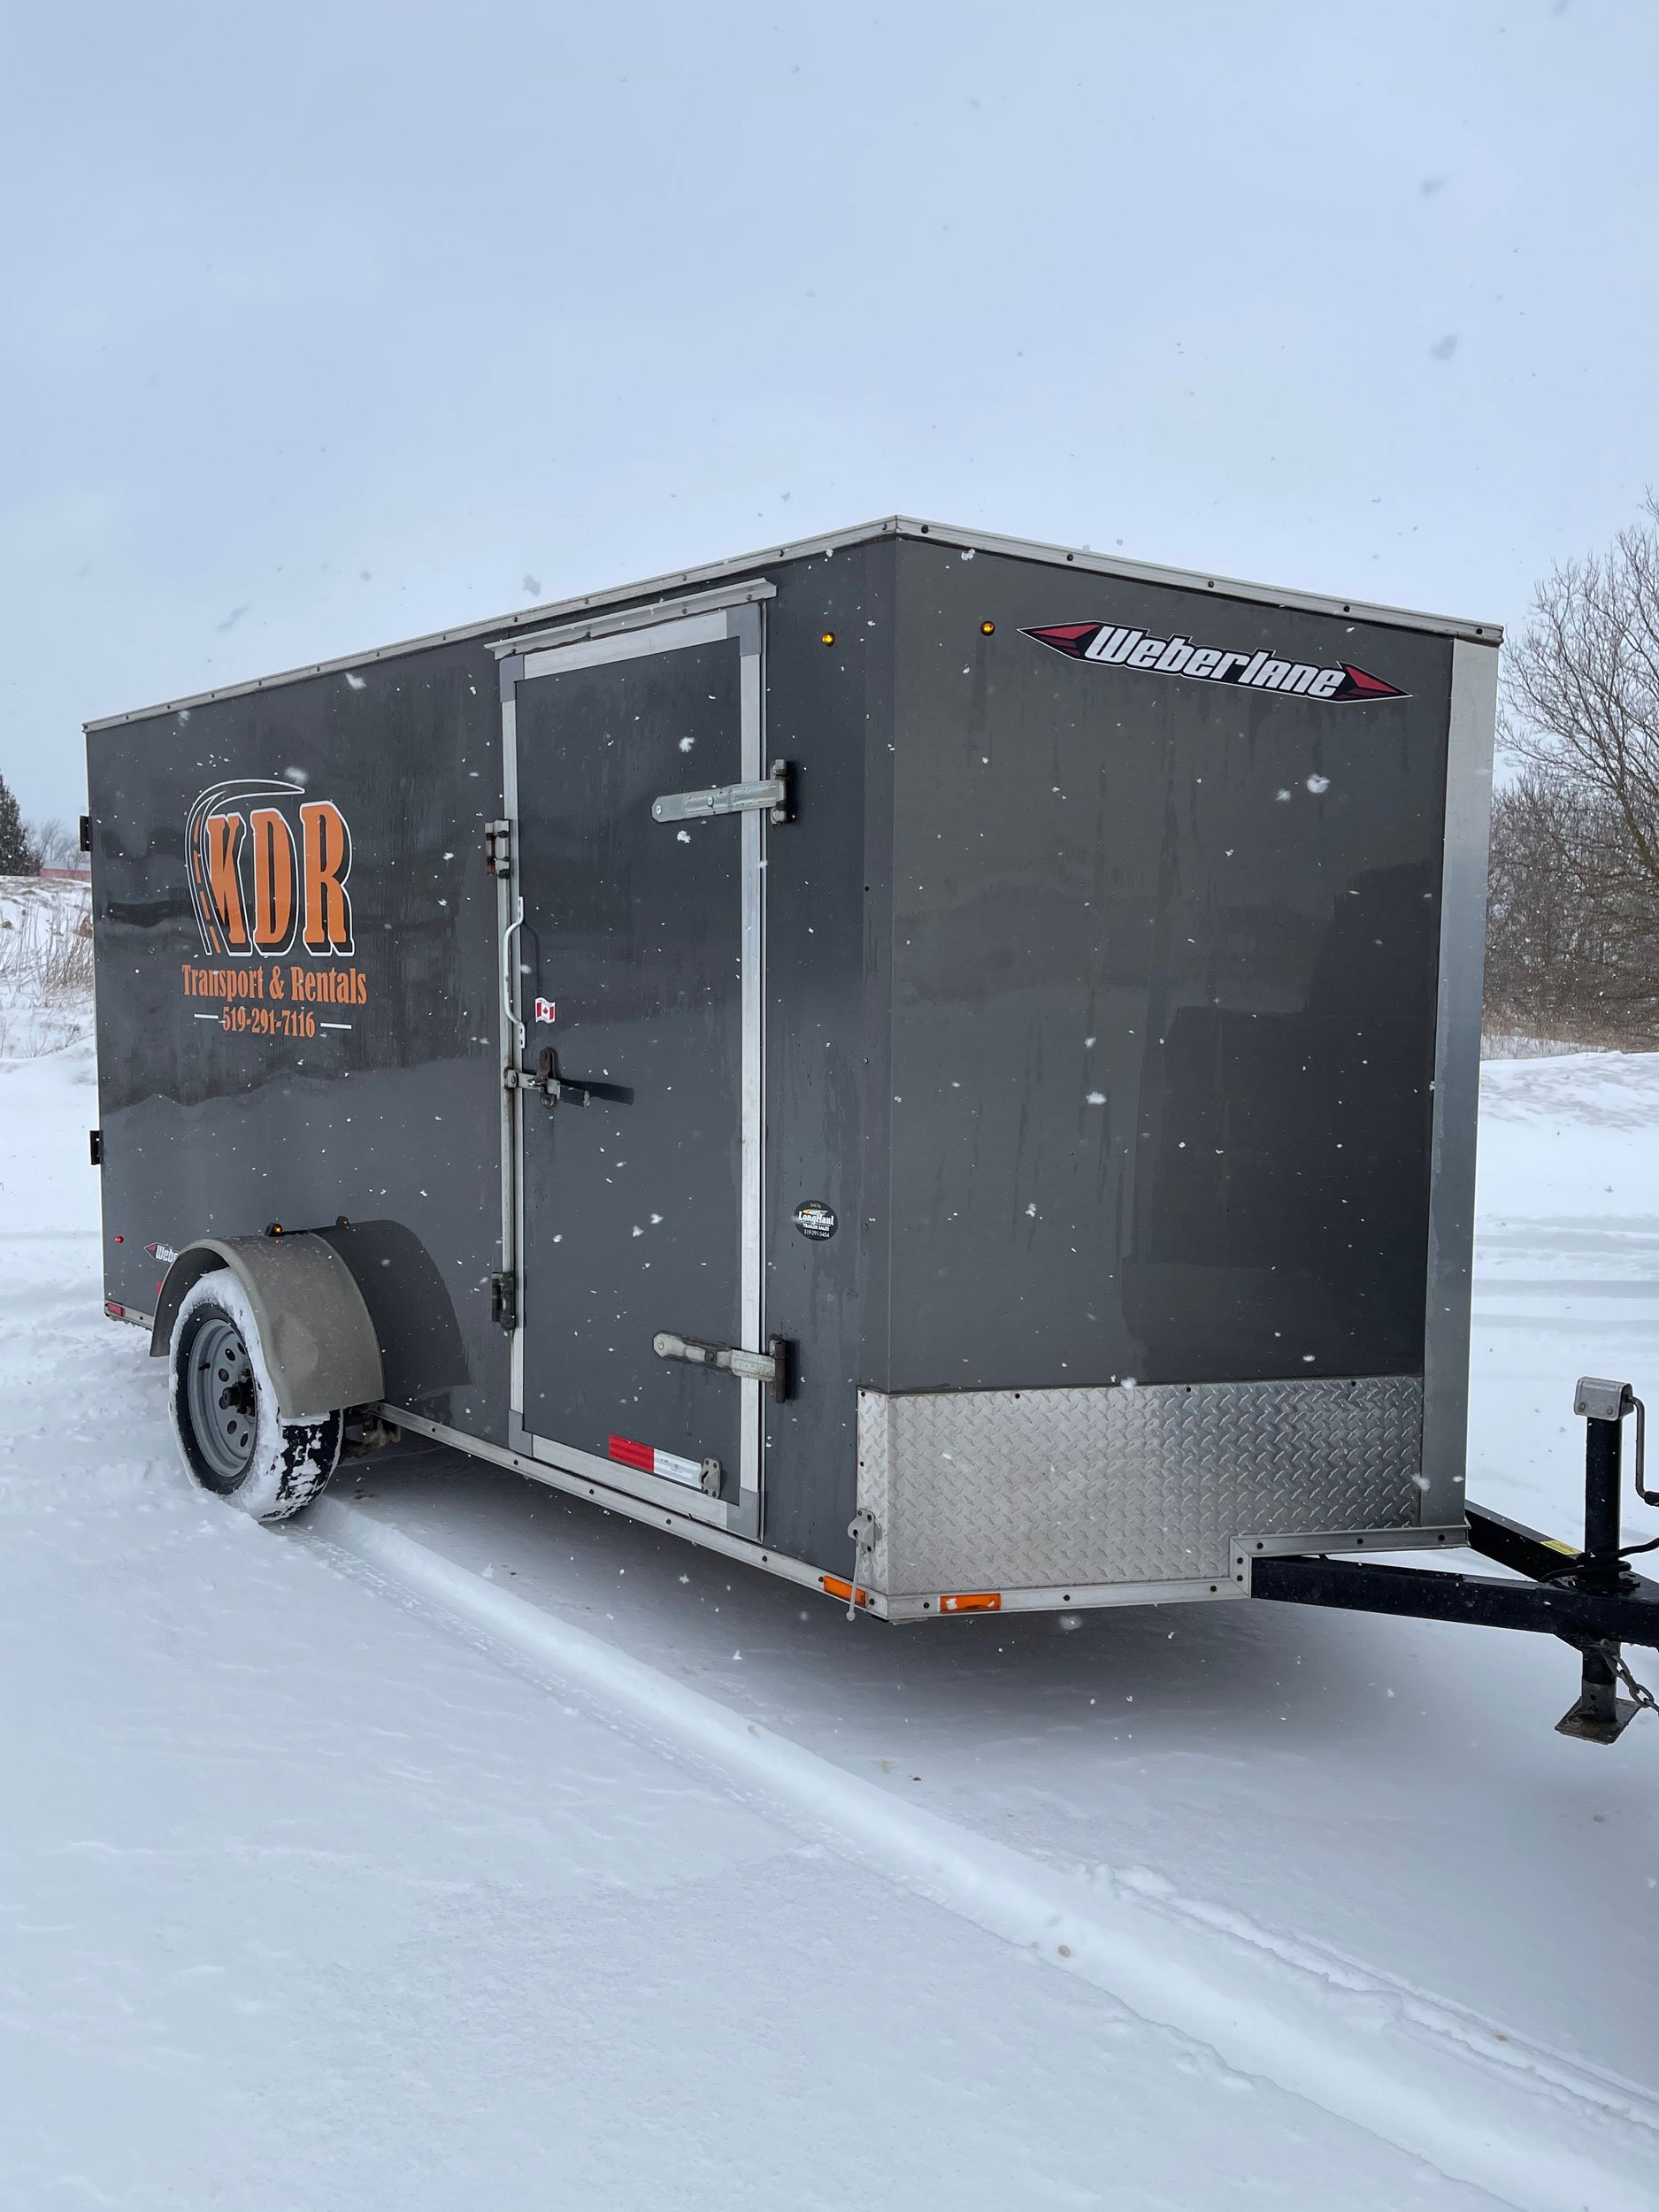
[167, 1270, 343, 1522]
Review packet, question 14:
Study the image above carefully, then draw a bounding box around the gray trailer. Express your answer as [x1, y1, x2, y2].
[88, 517, 1506, 1625]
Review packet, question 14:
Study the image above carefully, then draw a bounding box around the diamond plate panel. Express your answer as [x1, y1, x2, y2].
[856, 1377, 1424, 1596]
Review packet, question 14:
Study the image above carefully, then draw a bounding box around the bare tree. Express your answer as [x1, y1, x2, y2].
[29, 818, 79, 870]
[1485, 772, 1659, 1041]
[1492, 495, 1659, 1045]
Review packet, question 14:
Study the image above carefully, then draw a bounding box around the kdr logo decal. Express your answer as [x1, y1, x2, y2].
[186, 780, 355, 959]
[1023, 620, 1408, 703]
[180, 780, 367, 1039]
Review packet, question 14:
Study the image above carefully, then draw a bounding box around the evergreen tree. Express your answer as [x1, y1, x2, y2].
[0, 773, 39, 875]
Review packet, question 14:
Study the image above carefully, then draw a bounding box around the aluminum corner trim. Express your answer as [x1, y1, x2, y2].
[1421, 637, 1499, 1527]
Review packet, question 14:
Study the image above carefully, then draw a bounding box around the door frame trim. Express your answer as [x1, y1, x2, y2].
[496, 598, 769, 1539]
[492, 576, 775, 662]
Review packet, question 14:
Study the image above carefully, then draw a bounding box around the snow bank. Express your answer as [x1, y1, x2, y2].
[1480, 1046, 1659, 1132]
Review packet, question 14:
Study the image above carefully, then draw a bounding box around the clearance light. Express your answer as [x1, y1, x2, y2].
[980, 621, 995, 635]
[822, 1574, 870, 1608]
[820, 631, 836, 646]
[941, 1591, 1002, 1614]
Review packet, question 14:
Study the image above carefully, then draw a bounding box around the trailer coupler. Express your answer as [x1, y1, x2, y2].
[1247, 1378, 1659, 1744]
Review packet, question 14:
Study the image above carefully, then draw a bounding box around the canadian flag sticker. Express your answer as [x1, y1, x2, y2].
[534, 996, 556, 1024]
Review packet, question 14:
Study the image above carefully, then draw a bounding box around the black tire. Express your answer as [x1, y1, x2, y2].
[168, 1271, 342, 1522]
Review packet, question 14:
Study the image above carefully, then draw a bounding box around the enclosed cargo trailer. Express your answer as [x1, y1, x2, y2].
[86, 516, 1502, 1622]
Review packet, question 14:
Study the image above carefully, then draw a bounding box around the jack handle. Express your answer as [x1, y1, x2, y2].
[1573, 1376, 1654, 1509]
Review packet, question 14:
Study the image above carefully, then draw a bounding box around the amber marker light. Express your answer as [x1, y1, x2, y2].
[980, 621, 995, 634]
[822, 1574, 870, 1607]
[940, 1591, 1002, 1613]
[820, 631, 836, 646]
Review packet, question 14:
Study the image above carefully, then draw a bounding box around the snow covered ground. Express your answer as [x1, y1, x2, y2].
[3, 995, 1657, 2209]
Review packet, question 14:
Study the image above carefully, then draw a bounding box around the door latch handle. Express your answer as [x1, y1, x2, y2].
[505, 1048, 634, 1108]
[654, 1330, 794, 1403]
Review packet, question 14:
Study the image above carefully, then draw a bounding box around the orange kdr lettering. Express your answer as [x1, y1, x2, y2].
[203, 816, 249, 952]
[300, 803, 354, 955]
[250, 810, 296, 952]
[188, 781, 356, 962]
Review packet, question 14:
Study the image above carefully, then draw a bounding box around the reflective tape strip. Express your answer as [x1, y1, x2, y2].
[608, 1434, 705, 1489]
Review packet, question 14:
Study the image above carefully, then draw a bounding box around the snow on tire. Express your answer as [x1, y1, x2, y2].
[168, 1270, 342, 1522]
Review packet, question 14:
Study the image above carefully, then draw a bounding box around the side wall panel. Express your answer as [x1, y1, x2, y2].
[88, 640, 510, 1435]
[88, 551, 890, 1577]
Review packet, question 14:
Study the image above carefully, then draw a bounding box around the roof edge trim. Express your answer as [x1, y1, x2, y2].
[84, 514, 1502, 733]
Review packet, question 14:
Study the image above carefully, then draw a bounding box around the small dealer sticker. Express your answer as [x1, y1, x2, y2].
[793, 1200, 837, 1240]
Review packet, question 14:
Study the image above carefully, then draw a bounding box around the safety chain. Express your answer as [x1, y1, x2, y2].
[1614, 1653, 1659, 1721]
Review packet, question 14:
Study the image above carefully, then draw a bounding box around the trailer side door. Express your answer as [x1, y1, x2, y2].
[498, 596, 770, 1539]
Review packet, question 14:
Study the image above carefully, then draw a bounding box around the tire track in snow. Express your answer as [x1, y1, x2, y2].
[304, 1494, 1659, 2212]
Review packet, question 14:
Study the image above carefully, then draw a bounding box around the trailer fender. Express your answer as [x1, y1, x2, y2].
[150, 1234, 385, 1420]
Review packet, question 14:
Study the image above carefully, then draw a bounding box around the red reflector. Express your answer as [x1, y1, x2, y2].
[940, 1591, 1002, 1614]
[822, 1575, 870, 1607]
[608, 1434, 654, 1475]
[104, 1302, 126, 1320]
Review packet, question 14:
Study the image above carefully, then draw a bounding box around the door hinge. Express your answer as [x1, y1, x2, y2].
[654, 1330, 794, 1403]
[79, 814, 92, 855]
[484, 820, 512, 877]
[88, 1129, 103, 1167]
[651, 759, 791, 826]
[489, 1271, 518, 1330]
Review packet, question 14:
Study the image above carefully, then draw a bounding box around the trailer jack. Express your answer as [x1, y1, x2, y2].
[1248, 1377, 1659, 1745]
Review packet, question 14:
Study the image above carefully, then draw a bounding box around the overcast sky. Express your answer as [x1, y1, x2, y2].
[2, 0, 1655, 825]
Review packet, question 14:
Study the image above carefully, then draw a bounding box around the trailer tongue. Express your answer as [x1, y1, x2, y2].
[1248, 1379, 1659, 1742]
